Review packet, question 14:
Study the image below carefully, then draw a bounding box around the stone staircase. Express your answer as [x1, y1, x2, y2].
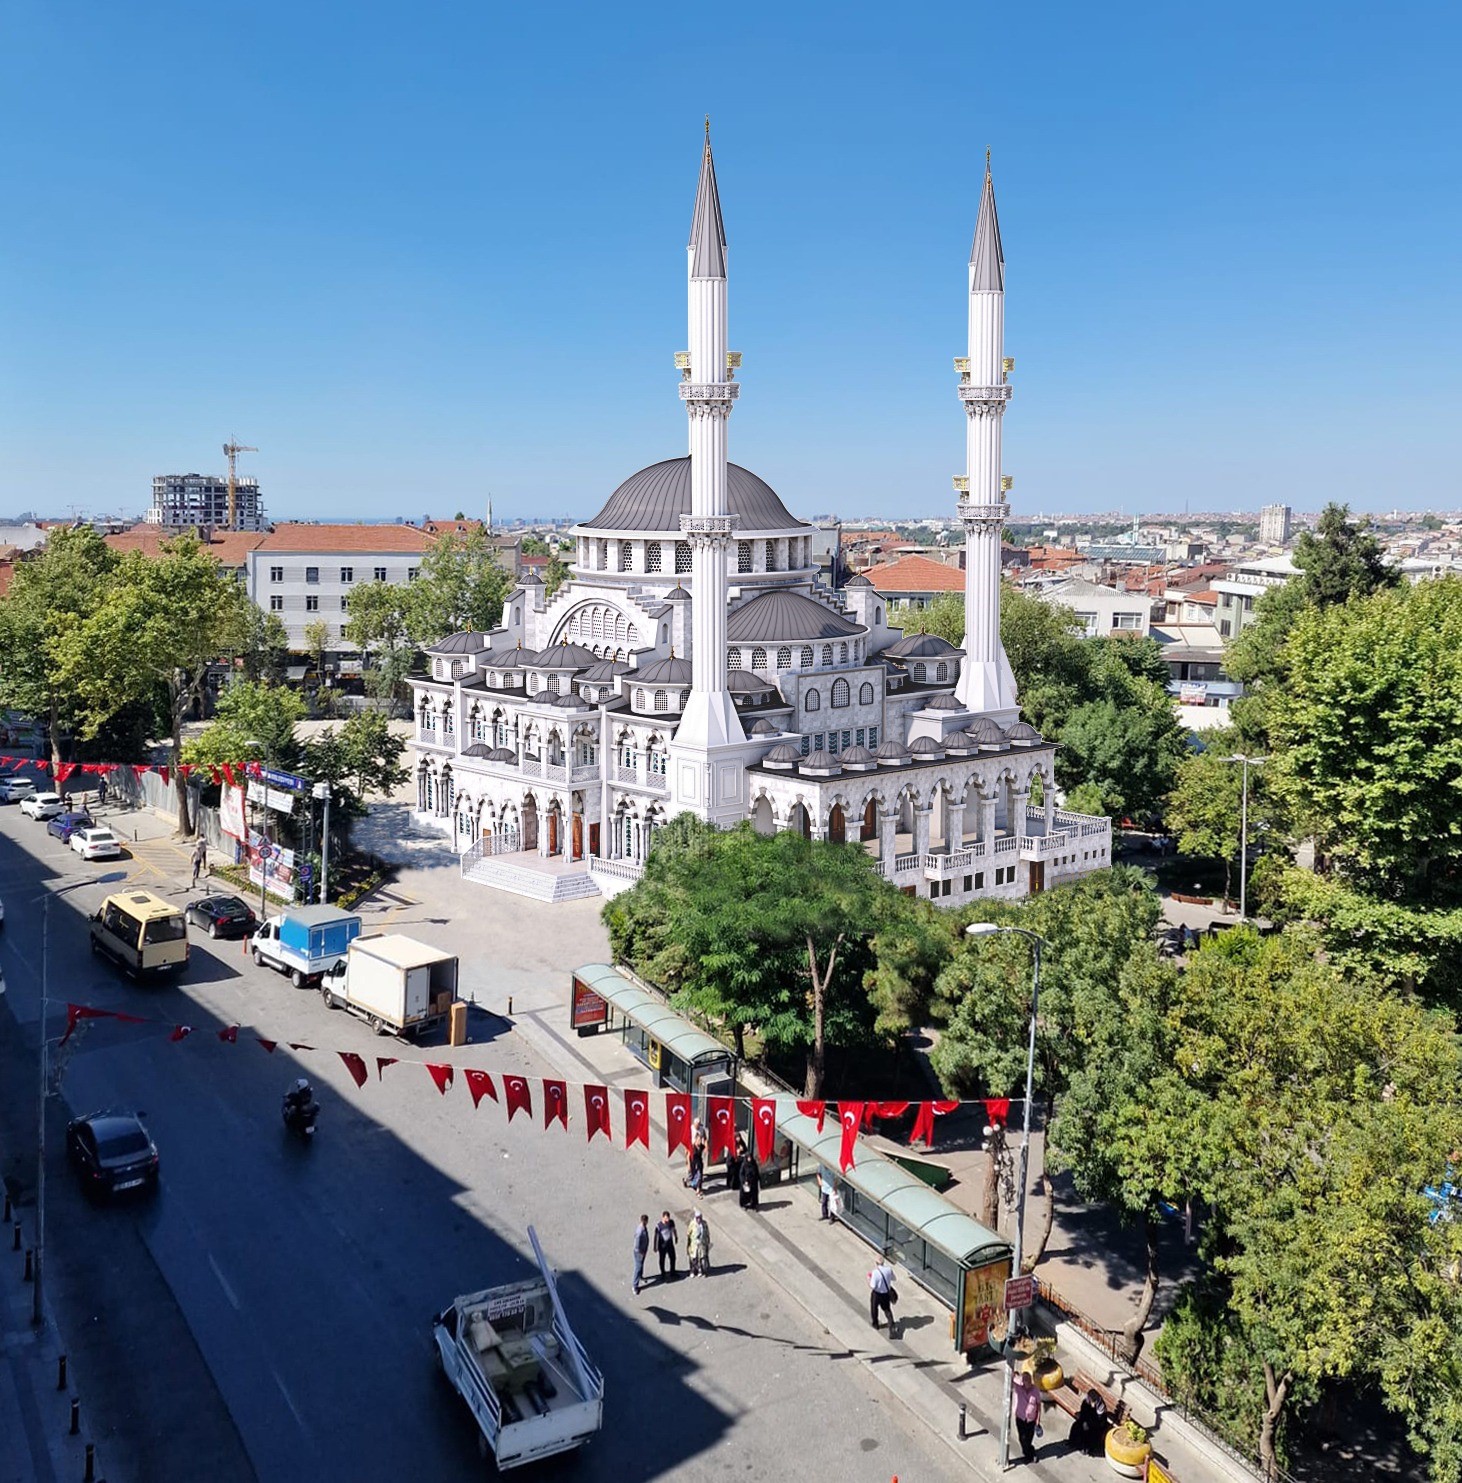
[461, 852, 601, 903]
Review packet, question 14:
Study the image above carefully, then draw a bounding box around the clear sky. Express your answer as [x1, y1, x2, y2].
[1, 2, 1457, 524]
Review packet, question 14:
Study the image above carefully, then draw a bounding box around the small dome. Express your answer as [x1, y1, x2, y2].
[582, 457, 805, 535]
[839, 745, 877, 770]
[843, 573, 872, 588]
[481, 646, 534, 669]
[875, 740, 912, 766]
[909, 736, 945, 758]
[726, 670, 777, 694]
[460, 742, 492, 758]
[663, 585, 691, 602]
[924, 694, 964, 711]
[636, 654, 694, 685]
[965, 718, 1006, 747]
[426, 631, 488, 655]
[548, 691, 589, 708]
[750, 718, 780, 736]
[519, 569, 543, 585]
[942, 731, 979, 754]
[763, 744, 801, 769]
[532, 642, 598, 670]
[800, 750, 841, 775]
[486, 747, 517, 762]
[581, 658, 631, 682]
[883, 632, 961, 659]
[726, 590, 864, 643]
[1006, 721, 1043, 744]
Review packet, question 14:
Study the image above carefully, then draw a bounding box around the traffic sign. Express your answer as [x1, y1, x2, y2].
[1003, 1275, 1038, 1310]
[263, 768, 308, 792]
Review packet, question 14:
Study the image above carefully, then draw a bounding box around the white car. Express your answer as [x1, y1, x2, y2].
[20, 792, 64, 820]
[71, 827, 122, 861]
[0, 776, 36, 803]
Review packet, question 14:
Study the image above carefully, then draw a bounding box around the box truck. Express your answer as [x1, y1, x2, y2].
[251, 905, 362, 987]
[320, 933, 458, 1037]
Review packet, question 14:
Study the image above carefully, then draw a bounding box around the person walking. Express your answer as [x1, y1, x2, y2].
[726, 1131, 746, 1192]
[1012, 1367, 1043, 1465]
[687, 1210, 711, 1277]
[738, 1152, 761, 1210]
[191, 836, 208, 889]
[97, 775, 108, 808]
[653, 1211, 679, 1280]
[816, 1166, 834, 1221]
[631, 1214, 650, 1296]
[868, 1254, 898, 1334]
[683, 1141, 704, 1194]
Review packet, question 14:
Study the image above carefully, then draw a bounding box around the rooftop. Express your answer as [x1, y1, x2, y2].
[862, 554, 966, 594]
[256, 523, 437, 554]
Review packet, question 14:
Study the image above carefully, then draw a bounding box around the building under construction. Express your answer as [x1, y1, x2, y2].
[148, 472, 267, 531]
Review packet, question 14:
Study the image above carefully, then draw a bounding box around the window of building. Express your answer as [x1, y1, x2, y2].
[408, 567, 419, 582]
[799, 646, 813, 668]
[269, 595, 284, 611]
[828, 731, 841, 755]
[831, 678, 850, 708]
[727, 649, 741, 669]
[305, 595, 319, 612]
[374, 566, 387, 582]
[963, 875, 973, 893]
[340, 567, 354, 584]
[820, 644, 833, 666]
[1113, 612, 1143, 630]
[751, 647, 767, 669]
[799, 735, 811, 756]
[653, 689, 667, 712]
[269, 565, 283, 583]
[765, 540, 776, 571]
[838, 642, 848, 662]
[618, 542, 631, 572]
[646, 542, 662, 574]
[859, 682, 874, 705]
[635, 689, 646, 709]
[647, 746, 666, 777]
[737, 541, 753, 573]
[305, 566, 320, 584]
[867, 726, 879, 748]
[973, 872, 984, 890]
[597, 540, 608, 569]
[855, 727, 865, 746]
[935, 661, 948, 682]
[1219, 619, 1232, 637]
[805, 689, 820, 713]
[341, 596, 349, 611]
[675, 542, 691, 574]
[814, 733, 825, 752]
[776, 646, 792, 670]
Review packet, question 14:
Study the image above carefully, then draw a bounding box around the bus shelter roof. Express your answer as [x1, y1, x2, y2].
[576, 963, 734, 1069]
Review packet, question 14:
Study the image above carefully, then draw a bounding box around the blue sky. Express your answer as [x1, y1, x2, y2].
[1, 2, 1457, 523]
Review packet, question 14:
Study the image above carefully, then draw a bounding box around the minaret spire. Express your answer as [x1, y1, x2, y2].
[968, 154, 1004, 291]
[689, 122, 727, 280]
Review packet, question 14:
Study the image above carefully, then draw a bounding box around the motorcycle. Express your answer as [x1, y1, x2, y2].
[282, 1094, 320, 1140]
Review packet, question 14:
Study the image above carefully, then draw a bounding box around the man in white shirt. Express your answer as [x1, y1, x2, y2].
[869, 1255, 897, 1334]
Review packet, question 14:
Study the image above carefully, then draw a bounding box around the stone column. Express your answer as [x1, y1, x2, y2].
[1043, 781, 1056, 837]
[912, 804, 932, 859]
[880, 811, 900, 868]
[1011, 789, 1030, 841]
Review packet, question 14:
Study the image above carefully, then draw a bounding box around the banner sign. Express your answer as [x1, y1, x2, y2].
[247, 780, 296, 815]
[957, 1256, 1012, 1353]
[263, 768, 308, 792]
[246, 830, 296, 901]
[570, 975, 608, 1032]
[220, 784, 248, 841]
[1179, 683, 1208, 705]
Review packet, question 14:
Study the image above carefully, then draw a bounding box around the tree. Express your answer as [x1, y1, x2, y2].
[303, 620, 330, 679]
[300, 708, 409, 810]
[182, 681, 305, 773]
[237, 605, 289, 685]
[1292, 501, 1398, 609]
[343, 582, 414, 706]
[918, 593, 965, 648]
[1058, 690, 1186, 823]
[407, 528, 510, 643]
[1165, 732, 1246, 896]
[57, 535, 253, 834]
[543, 555, 570, 601]
[0, 526, 120, 769]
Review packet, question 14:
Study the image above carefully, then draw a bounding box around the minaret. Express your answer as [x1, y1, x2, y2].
[669, 122, 752, 823]
[954, 154, 1020, 719]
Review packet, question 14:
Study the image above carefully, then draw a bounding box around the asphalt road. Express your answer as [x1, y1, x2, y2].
[0, 804, 953, 1483]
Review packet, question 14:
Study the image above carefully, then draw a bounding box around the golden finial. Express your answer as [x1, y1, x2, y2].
[985, 146, 992, 172]
[705, 114, 711, 141]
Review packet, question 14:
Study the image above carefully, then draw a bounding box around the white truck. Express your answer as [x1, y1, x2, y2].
[319, 933, 458, 1038]
[251, 905, 362, 988]
[432, 1227, 604, 1470]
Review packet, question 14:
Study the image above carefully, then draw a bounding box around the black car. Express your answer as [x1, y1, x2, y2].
[187, 894, 258, 940]
[65, 1112, 159, 1198]
[47, 810, 94, 843]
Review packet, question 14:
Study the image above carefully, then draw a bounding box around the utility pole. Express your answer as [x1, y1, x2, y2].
[1224, 754, 1267, 921]
[222, 439, 258, 530]
[314, 782, 332, 905]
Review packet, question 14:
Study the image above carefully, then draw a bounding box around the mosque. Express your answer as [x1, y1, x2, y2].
[408, 133, 1111, 903]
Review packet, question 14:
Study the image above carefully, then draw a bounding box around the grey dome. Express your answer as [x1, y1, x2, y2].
[663, 584, 691, 602]
[965, 718, 1006, 746]
[800, 751, 841, 775]
[875, 740, 911, 765]
[1006, 721, 1043, 743]
[749, 718, 780, 736]
[924, 694, 964, 711]
[460, 742, 492, 758]
[547, 691, 590, 708]
[426, 631, 488, 655]
[486, 747, 516, 762]
[636, 655, 693, 684]
[883, 632, 962, 659]
[839, 745, 877, 769]
[943, 731, 979, 753]
[582, 457, 806, 534]
[481, 646, 535, 669]
[532, 642, 598, 670]
[726, 591, 864, 643]
[726, 669, 777, 694]
[843, 573, 872, 588]
[909, 736, 945, 758]
[763, 744, 801, 768]
[581, 658, 630, 682]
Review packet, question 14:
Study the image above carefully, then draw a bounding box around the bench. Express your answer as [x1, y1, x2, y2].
[1049, 1369, 1127, 1428]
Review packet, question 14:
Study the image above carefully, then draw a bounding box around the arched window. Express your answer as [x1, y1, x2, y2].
[913, 663, 926, 683]
[751, 647, 768, 669]
[675, 542, 691, 573]
[831, 678, 851, 708]
[646, 542, 662, 573]
[838, 642, 849, 663]
[875, 606, 883, 623]
[805, 689, 821, 713]
[859, 682, 875, 705]
[820, 644, 833, 666]
[737, 541, 753, 573]
[635, 689, 646, 709]
[617, 541, 631, 572]
[727, 649, 742, 669]
[776, 646, 792, 670]
[799, 646, 813, 669]
[935, 661, 948, 682]
[653, 689, 667, 712]
[764, 540, 776, 571]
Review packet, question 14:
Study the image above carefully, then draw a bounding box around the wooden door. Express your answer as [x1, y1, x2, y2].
[589, 822, 600, 858]
[548, 811, 559, 855]
[1029, 861, 1045, 894]
[571, 813, 583, 861]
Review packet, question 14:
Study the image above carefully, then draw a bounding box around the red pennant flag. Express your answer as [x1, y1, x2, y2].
[464, 1069, 497, 1109]
[55, 763, 77, 785]
[288, 1043, 314, 1052]
[751, 1097, 777, 1164]
[584, 1085, 610, 1143]
[795, 1099, 827, 1132]
[873, 1101, 911, 1119]
[80, 764, 97, 775]
[543, 1079, 568, 1129]
[256, 1037, 277, 1053]
[158, 766, 170, 786]
[504, 1075, 532, 1122]
[60, 1004, 114, 1045]
[179, 764, 193, 780]
[425, 1063, 454, 1096]
[36, 759, 51, 773]
[909, 1100, 962, 1149]
[624, 1089, 650, 1149]
[339, 1052, 368, 1088]
[838, 1102, 864, 1173]
[169, 1025, 192, 1042]
[131, 765, 149, 781]
[708, 1096, 736, 1163]
[665, 1092, 692, 1155]
[984, 1098, 1011, 1128]
[221, 762, 237, 788]
[217, 1025, 239, 1043]
[376, 1056, 399, 1081]
[208, 767, 221, 786]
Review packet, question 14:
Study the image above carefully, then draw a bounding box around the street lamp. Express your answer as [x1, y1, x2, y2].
[1221, 754, 1266, 921]
[36, 871, 124, 1325]
[965, 920, 1046, 1473]
[246, 738, 273, 921]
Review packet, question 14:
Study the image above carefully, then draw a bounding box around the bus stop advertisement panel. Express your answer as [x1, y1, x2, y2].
[957, 1255, 1013, 1355]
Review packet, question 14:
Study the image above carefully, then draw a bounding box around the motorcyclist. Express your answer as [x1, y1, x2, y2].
[284, 1078, 316, 1120]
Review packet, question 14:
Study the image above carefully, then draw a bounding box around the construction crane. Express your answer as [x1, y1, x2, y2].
[223, 439, 258, 530]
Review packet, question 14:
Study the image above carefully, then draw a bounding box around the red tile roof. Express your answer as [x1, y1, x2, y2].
[256, 523, 437, 554]
[862, 554, 966, 594]
[104, 526, 267, 566]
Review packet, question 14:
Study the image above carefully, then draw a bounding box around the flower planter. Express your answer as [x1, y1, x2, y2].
[1022, 1355, 1065, 1392]
[1104, 1427, 1152, 1478]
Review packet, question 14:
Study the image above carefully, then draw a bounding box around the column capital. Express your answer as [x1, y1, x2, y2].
[680, 382, 739, 405]
[958, 383, 1012, 418]
[679, 513, 737, 549]
[959, 498, 1009, 533]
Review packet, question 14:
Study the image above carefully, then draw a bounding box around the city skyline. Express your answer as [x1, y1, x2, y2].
[2, 3, 1457, 522]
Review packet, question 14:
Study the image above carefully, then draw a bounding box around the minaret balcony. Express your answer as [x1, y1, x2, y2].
[680, 514, 738, 537]
[957, 383, 1012, 404]
[678, 382, 740, 403]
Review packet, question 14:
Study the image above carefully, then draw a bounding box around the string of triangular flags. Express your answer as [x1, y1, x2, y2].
[60, 1002, 1014, 1173]
[0, 755, 269, 790]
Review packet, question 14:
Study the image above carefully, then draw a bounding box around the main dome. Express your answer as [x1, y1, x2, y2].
[580, 457, 805, 534]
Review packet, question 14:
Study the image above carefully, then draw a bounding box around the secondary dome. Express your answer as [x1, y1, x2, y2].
[726, 591, 864, 644]
[581, 457, 805, 534]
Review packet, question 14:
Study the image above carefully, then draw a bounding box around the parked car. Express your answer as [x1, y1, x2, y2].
[0, 776, 38, 804]
[47, 810, 94, 843]
[65, 1111, 159, 1198]
[71, 827, 122, 861]
[186, 894, 257, 939]
[20, 791, 64, 820]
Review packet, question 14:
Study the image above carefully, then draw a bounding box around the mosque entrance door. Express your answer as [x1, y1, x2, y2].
[572, 814, 583, 860]
[522, 797, 539, 853]
[828, 804, 846, 845]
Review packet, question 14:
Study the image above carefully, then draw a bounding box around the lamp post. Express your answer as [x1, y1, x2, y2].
[1222, 754, 1266, 921]
[965, 921, 1046, 1472]
[36, 872, 124, 1325]
[247, 738, 273, 920]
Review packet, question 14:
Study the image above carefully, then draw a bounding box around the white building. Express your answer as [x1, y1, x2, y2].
[1259, 503, 1292, 545]
[407, 137, 1111, 905]
[1030, 575, 1151, 638]
[1212, 553, 1297, 640]
[150, 473, 266, 532]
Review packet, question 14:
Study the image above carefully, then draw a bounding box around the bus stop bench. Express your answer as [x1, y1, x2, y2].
[1049, 1369, 1126, 1427]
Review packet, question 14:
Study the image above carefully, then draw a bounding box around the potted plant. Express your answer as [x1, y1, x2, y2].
[1019, 1336, 1065, 1393]
[1104, 1418, 1151, 1477]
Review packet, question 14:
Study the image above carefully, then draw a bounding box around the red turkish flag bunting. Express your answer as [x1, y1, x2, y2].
[910, 1100, 961, 1148]
[464, 1069, 497, 1109]
[288, 1043, 314, 1052]
[426, 1063, 454, 1096]
[256, 1037, 277, 1053]
[873, 1101, 911, 1119]
[159, 766, 170, 786]
[751, 1097, 777, 1164]
[376, 1056, 399, 1081]
[221, 762, 237, 788]
[503, 1075, 532, 1122]
[708, 1096, 736, 1163]
[36, 759, 50, 773]
[169, 1024, 192, 1042]
[543, 1079, 568, 1129]
[217, 1025, 239, 1043]
[60, 1004, 142, 1045]
[339, 1052, 368, 1088]
[208, 766, 221, 786]
[838, 1102, 864, 1173]
[584, 1085, 610, 1143]
[624, 1089, 650, 1149]
[984, 1098, 1011, 1127]
[56, 762, 77, 785]
[665, 1092, 692, 1155]
[131, 765, 149, 781]
[795, 1099, 827, 1132]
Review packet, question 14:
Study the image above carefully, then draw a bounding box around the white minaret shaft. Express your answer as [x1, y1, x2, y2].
[955, 160, 1019, 718]
[676, 126, 744, 749]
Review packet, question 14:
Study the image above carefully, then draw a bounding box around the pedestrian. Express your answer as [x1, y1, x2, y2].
[653, 1210, 679, 1280]
[738, 1152, 761, 1210]
[868, 1254, 898, 1335]
[631, 1214, 650, 1295]
[61, 789, 72, 813]
[191, 836, 207, 888]
[683, 1141, 704, 1194]
[687, 1210, 711, 1277]
[1012, 1367, 1043, 1464]
[816, 1165, 834, 1221]
[97, 775, 108, 807]
[726, 1130, 746, 1191]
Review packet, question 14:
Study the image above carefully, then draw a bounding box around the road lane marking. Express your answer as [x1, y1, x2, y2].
[271, 1367, 309, 1434]
[208, 1253, 241, 1311]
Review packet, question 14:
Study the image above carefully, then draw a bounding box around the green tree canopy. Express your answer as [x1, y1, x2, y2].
[408, 528, 510, 643]
[299, 708, 409, 812]
[1292, 501, 1398, 609]
[343, 581, 415, 705]
[182, 680, 305, 773]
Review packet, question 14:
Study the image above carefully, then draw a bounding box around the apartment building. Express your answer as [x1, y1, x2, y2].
[150, 473, 267, 532]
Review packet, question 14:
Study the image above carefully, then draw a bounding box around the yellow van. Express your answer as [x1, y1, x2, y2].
[89, 890, 190, 977]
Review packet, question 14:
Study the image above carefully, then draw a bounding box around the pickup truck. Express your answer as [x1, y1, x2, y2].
[251, 905, 361, 987]
[432, 1227, 604, 1470]
[320, 933, 457, 1038]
